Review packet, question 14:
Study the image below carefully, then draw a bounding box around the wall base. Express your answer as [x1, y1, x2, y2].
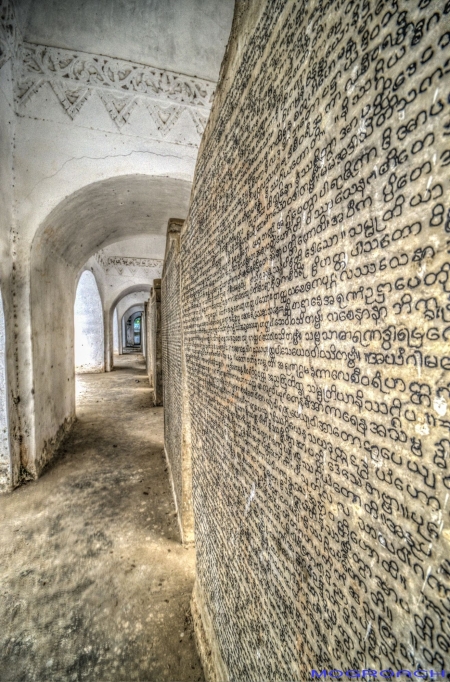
[37, 414, 76, 478]
[164, 445, 194, 547]
[191, 580, 229, 682]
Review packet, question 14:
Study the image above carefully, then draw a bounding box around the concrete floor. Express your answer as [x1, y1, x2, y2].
[0, 355, 204, 682]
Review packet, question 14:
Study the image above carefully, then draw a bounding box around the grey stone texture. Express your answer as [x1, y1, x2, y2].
[150, 279, 163, 407]
[0, 290, 10, 489]
[162, 219, 194, 545]
[178, 0, 450, 678]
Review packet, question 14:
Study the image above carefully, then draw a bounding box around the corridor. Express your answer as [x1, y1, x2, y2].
[0, 355, 203, 682]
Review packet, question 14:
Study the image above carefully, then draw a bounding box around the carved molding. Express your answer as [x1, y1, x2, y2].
[95, 253, 163, 276]
[14, 42, 214, 134]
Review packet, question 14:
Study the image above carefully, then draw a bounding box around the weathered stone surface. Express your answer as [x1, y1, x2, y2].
[23, 0, 233, 83]
[181, 0, 450, 678]
[162, 219, 195, 544]
[0, 0, 19, 490]
[151, 279, 163, 407]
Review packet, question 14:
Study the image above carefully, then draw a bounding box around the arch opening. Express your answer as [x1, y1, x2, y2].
[74, 271, 104, 374]
[110, 287, 151, 369]
[122, 306, 145, 353]
[30, 174, 190, 475]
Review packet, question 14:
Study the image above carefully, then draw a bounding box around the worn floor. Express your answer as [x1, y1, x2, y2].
[0, 354, 204, 682]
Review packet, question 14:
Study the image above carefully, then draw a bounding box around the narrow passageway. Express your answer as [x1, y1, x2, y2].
[0, 355, 203, 682]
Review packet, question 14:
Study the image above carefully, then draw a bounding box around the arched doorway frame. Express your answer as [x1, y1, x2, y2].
[122, 306, 145, 352]
[29, 175, 190, 477]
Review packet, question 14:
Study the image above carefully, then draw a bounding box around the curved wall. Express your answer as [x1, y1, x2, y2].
[181, 0, 450, 678]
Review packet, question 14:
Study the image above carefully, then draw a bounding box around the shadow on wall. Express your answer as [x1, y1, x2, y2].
[74, 271, 104, 374]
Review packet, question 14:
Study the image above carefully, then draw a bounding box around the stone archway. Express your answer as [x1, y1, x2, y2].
[74, 271, 104, 374]
[108, 286, 151, 370]
[122, 306, 144, 352]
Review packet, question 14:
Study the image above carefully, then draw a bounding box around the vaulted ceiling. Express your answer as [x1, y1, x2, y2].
[22, 0, 234, 82]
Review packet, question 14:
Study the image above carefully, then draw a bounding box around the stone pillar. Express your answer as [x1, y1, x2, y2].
[145, 296, 153, 388]
[112, 308, 119, 356]
[179, 1, 450, 679]
[161, 219, 194, 544]
[119, 312, 124, 355]
[141, 307, 146, 359]
[150, 280, 162, 406]
[105, 306, 112, 372]
[0, 288, 11, 492]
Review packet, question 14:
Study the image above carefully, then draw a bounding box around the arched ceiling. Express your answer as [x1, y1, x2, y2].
[123, 306, 145, 322]
[100, 235, 166, 261]
[23, 0, 234, 82]
[34, 175, 191, 270]
[114, 286, 152, 311]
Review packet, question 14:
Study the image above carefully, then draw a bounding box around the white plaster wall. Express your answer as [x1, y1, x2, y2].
[31, 249, 77, 474]
[101, 236, 166, 260]
[113, 309, 119, 354]
[74, 271, 104, 374]
[23, 0, 234, 82]
[0, 0, 232, 482]
[14, 120, 197, 249]
[0, 5, 19, 489]
[0, 60, 13, 277]
[7, 0, 208, 479]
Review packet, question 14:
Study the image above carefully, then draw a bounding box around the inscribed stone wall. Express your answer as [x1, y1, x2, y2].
[162, 222, 184, 528]
[161, 219, 194, 543]
[182, 0, 450, 678]
[150, 280, 163, 406]
[0, 290, 10, 489]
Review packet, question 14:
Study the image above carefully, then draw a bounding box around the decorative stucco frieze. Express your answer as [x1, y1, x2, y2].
[14, 42, 213, 137]
[95, 253, 163, 276]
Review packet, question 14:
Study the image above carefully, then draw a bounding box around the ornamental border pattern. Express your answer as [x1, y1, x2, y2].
[14, 42, 213, 134]
[95, 253, 164, 276]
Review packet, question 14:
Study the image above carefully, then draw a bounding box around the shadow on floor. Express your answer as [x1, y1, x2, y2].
[0, 354, 203, 682]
